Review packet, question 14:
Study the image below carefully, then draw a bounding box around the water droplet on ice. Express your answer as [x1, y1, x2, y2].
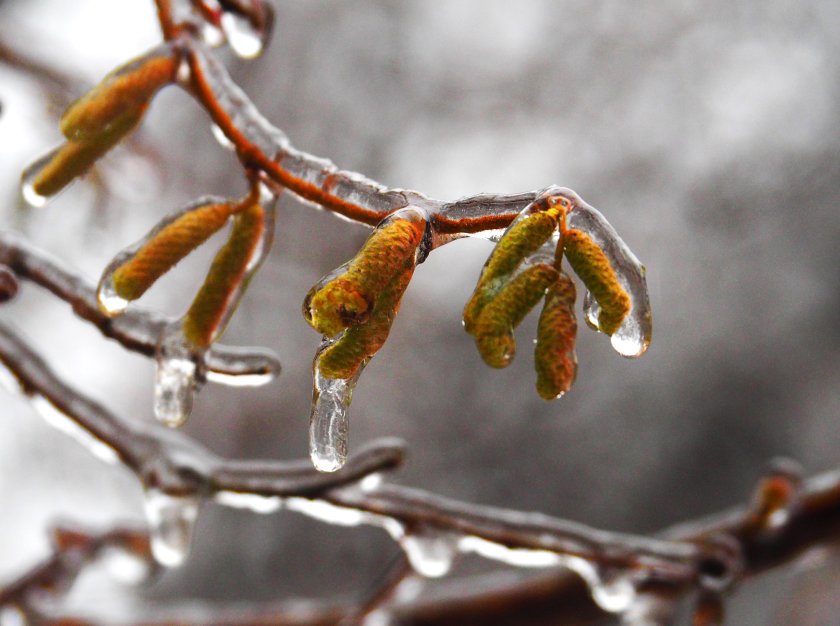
[20, 146, 61, 208]
[400, 530, 458, 578]
[154, 326, 198, 428]
[143, 488, 199, 568]
[562, 556, 637, 614]
[96, 273, 129, 317]
[220, 12, 264, 59]
[582, 290, 601, 331]
[211, 124, 235, 151]
[309, 357, 362, 472]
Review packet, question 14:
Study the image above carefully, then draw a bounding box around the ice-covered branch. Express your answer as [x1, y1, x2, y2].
[0, 325, 739, 619]
[5, 459, 840, 626]
[0, 232, 280, 385]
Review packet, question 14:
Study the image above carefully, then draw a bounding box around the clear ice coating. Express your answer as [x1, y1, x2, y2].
[31, 395, 121, 465]
[154, 324, 199, 428]
[211, 123, 236, 150]
[220, 12, 265, 59]
[562, 188, 652, 358]
[400, 529, 459, 578]
[309, 353, 364, 472]
[20, 145, 62, 208]
[143, 487, 199, 568]
[96, 273, 129, 317]
[582, 290, 600, 331]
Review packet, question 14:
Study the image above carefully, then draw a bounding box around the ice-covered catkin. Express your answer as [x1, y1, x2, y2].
[535, 272, 577, 400]
[563, 229, 631, 336]
[182, 203, 265, 348]
[26, 111, 143, 200]
[317, 267, 413, 379]
[110, 202, 235, 302]
[60, 47, 177, 140]
[463, 211, 557, 334]
[305, 218, 424, 337]
[473, 263, 559, 368]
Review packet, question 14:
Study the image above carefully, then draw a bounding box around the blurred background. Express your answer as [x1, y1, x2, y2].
[0, 0, 839, 623]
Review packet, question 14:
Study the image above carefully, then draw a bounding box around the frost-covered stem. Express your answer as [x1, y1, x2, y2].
[0, 232, 280, 383]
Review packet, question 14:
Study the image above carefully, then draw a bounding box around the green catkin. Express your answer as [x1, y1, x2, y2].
[60, 50, 176, 140]
[563, 228, 631, 336]
[473, 263, 559, 368]
[306, 217, 424, 338]
[183, 203, 265, 348]
[535, 272, 578, 400]
[111, 201, 235, 302]
[317, 266, 413, 379]
[463, 211, 558, 334]
[31, 110, 143, 199]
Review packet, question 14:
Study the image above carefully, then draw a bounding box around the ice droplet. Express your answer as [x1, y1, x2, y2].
[211, 123, 236, 150]
[154, 324, 199, 428]
[561, 557, 637, 614]
[400, 530, 458, 578]
[309, 354, 364, 472]
[220, 12, 264, 59]
[96, 273, 129, 317]
[563, 189, 652, 358]
[101, 546, 152, 585]
[20, 146, 61, 208]
[582, 290, 600, 331]
[143, 487, 199, 568]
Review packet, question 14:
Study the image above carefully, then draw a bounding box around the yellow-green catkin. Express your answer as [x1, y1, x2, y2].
[535, 272, 578, 400]
[306, 218, 424, 338]
[563, 228, 631, 335]
[463, 211, 557, 334]
[112, 201, 235, 302]
[60, 51, 177, 140]
[317, 267, 413, 379]
[183, 203, 265, 348]
[473, 263, 559, 368]
[30, 111, 143, 199]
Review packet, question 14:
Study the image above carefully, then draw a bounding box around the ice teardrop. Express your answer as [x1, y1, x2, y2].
[154, 324, 199, 428]
[143, 487, 199, 568]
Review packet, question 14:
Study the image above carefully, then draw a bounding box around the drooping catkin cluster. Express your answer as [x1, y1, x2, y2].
[304, 209, 427, 379]
[463, 192, 632, 400]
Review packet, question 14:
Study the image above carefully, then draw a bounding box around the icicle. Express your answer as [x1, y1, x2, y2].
[154, 323, 200, 428]
[100, 546, 152, 585]
[211, 123, 236, 150]
[563, 189, 652, 358]
[220, 12, 265, 59]
[400, 529, 459, 578]
[143, 487, 199, 568]
[309, 348, 364, 472]
[20, 146, 61, 208]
